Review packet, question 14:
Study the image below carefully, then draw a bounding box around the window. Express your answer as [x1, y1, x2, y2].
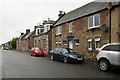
[63, 40, 67, 45]
[56, 26, 61, 35]
[95, 37, 100, 50]
[55, 42, 58, 45]
[37, 29, 40, 35]
[74, 39, 80, 45]
[88, 14, 100, 29]
[110, 45, 120, 52]
[59, 41, 62, 45]
[69, 22, 72, 33]
[40, 29, 44, 33]
[102, 45, 111, 51]
[88, 38, 93, 50]
[44, 25, 50, 33]
[36, 28, 40, 35]
[61, 48, 69, 54]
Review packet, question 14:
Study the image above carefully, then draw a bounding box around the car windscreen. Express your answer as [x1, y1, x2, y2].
[67, 48, 74, 53]
[62, 48, 74, 54]
[32, 48, 39, 50]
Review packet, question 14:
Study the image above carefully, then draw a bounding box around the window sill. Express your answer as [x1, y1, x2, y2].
[75, 44, 79, 46]
[69, 31, 72, 33]
[55, 34, 62, 36]
[87, 26, 101, 32]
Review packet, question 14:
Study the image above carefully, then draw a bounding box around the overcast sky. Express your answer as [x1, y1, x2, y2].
[0, 0, 94, 45]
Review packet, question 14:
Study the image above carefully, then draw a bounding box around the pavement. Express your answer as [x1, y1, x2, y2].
[2, 49, 120, 78]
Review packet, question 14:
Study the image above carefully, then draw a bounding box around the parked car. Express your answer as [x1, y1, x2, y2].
[3, 47, 9, 50]
[31, 47, 45, 56]
[49, 48, 84, 63]
[96, 43, 120, 71]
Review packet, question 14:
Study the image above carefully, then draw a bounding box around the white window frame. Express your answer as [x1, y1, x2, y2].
[95, 37, 100, 50]
[88, 14, 100, 29]
[36, 28, 40, 35]
[56, 26, 62, 35]
[69, 22, 72, 33]
[88, 38, 92, 50]
[56, 42, 58, 44]
[74, 39, 80, 46]
[63, 40, 67, 46]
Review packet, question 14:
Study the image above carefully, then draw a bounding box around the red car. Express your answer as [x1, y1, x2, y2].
[31, 48, 45, 56]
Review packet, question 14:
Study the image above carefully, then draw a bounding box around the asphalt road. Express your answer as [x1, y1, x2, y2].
[2, 49, 120, 78]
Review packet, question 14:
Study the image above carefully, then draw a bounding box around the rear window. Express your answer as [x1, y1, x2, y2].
[102, 45, 120, 52]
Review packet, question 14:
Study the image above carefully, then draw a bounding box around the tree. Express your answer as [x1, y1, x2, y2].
[10, 37, 18, 49]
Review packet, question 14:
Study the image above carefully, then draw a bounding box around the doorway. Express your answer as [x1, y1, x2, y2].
[68, 40, 73, 49]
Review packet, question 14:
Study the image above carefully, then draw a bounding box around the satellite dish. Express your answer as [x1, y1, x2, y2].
[101, 24, 109, 32]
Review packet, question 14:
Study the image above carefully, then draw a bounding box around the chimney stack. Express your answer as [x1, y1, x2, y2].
[26, 29, 30, 34]
[58, 10, 65, 18]
[21, 33, 24, 36]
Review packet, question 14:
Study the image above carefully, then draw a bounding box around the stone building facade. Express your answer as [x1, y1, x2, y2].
[16, 29, 35, 52]
[51, 2, 120, 60]
[33, 19, 55, 53]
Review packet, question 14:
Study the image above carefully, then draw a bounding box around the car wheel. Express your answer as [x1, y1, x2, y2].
[30, 54, 32, 56]
[50, 55, 54, 60]
[99, 59, 110, 71]
[63, 57, 67, 63]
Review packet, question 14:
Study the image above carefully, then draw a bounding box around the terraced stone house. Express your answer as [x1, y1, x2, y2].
[16, 29, 35, 52]
[52, 2, 120, 60]
[34, 19, 55, 53]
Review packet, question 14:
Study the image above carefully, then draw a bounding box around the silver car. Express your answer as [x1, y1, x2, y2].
[96, 43, 120, 71]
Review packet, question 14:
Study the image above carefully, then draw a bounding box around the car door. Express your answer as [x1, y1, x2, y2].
[55, 48, 63, 60]
[58, 48, 65, 60]
[109, 45, 119, 66]
[53, 48, 61, 60]
[52, 48, 58, 60]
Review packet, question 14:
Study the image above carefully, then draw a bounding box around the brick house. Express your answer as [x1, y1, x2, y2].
[51, 2, 120, 60]
[16, 29, 35, 52]
[34, 19, 55, 53]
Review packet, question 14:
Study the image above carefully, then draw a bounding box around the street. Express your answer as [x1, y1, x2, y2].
[2, 49, 120, 78]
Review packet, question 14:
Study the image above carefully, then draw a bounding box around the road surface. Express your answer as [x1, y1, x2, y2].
[2, 50, 120, 78]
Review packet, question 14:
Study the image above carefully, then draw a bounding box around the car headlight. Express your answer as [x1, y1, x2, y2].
[69, 55, 76, 59]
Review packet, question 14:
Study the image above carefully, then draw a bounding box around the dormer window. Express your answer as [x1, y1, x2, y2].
[88, 14, 100, 29]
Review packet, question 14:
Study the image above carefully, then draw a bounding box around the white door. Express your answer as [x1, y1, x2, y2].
[69, 41, 73, 49]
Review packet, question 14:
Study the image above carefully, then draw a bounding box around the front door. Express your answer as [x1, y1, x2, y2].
[69, 41, 73, 49]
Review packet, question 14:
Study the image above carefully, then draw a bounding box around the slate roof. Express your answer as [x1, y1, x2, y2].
[54, 2, 119, 26]
[19, 34, 26, 39]
[23, 31, 34, 39]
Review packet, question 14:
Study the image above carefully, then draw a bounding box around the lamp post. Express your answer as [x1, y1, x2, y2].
[107, 2, 112, 43]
